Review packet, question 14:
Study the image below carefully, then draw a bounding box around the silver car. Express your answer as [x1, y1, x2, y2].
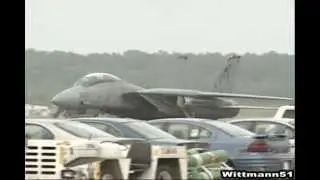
[149, 118, 294, 171]
[225, 118, 295, 154]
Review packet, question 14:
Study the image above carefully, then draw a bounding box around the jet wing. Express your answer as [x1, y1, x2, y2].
[128, 88, 293, 114]
[138, 88, 293, 101]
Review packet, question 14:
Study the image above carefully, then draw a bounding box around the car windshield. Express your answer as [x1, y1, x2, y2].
[54, 121, 114, 139]
[126, 121, 177, 140]
[265, 125, 284, 134]
[210, 121, 255, 137]
[283, 110, 295, 119]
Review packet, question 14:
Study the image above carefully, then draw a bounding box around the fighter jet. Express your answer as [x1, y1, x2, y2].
[51, 71, 293, 120]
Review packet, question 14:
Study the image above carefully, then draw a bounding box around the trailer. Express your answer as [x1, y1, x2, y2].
[133, 145, 187, 179]
[25, 139, 188, 180]
[25, 139, 132, 180]
[63, 141, 188, 180]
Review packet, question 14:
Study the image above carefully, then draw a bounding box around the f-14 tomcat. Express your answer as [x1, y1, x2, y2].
[51, 56, 293, 120]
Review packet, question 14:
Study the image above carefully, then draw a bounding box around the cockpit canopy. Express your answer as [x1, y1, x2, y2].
[73, 73, 121, 87]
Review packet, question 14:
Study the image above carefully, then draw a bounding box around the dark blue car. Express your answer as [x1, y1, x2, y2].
[148, 118, 294, 171]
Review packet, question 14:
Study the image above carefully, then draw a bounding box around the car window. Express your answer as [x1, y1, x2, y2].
[254, 122, 272, 134]
[189, 126, 213, 139]
[189, 127, 200, 138]
[84, 122, 108, 131]
[199, 128, 212, 138]
[85, 122, 122, 137]
[26, 124, 54, 140]
[283, 110, 295, 119]
[231, 122, 255, 131]
[284, 128, 295, 139]
[253, 122, 290, 136]
[168, 123, 212, 140]
[103, 124, 122, 137]
[54, 121, 114, 139]
[264, 123, 295, 138]
[151, 123, 163, 130]
[168, 124, 189, 139]
[126, 121, 176, 140]
[208, 121, 254, 137]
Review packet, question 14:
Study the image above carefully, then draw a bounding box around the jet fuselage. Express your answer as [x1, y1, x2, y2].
[51, 80, 239, 120]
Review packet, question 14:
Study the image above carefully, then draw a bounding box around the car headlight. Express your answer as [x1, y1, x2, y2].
[61, 169, 76, 179]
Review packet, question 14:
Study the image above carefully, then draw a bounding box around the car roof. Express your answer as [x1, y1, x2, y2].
[149, 117, 295, 128]
[70, 117, 138, 123]
[225, 117, 295, 127]
[26, 118, 68, 123]
[149, 118, 229, 126]
[225, 117, 294, 123]
[150, 118, 205, 123]
[278, 105, 294, 110]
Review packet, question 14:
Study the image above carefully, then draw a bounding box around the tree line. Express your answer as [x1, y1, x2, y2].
[25, 49, 295, 105]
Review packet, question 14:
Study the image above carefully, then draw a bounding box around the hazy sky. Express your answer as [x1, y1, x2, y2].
[25, 0, 294, 54]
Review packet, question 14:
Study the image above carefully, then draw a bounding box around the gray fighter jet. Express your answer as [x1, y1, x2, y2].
[51, 71, 293, 120]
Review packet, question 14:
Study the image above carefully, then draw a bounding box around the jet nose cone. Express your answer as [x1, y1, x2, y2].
[50, 94, 64, 105]
[51, 89, 80, 108]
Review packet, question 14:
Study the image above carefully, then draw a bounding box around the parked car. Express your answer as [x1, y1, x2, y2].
[70, 117, 210, 149]
[225, 118, 295, 154]
[148, 118, 294, 171]
[26, 118, 114, 140]
[274, 105, 295, 119]
[26, 118, 150, 179]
